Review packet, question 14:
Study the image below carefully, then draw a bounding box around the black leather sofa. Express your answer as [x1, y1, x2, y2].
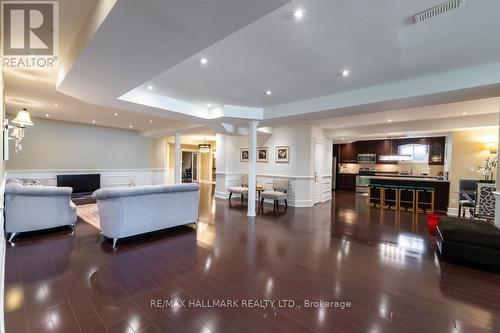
[436, 217, 500, 268]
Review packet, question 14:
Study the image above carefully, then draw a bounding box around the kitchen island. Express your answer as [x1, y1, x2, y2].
[359, 175, 450, 213]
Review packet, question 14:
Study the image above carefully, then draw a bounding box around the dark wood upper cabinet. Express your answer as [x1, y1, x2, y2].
[429, 137, 445, 165]
[336, 137, 445, 165]
[339, 142, 357, 163]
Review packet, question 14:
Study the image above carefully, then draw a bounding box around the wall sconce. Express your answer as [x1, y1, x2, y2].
[4, 107, 34, 154]
[484, 142, 498, 155]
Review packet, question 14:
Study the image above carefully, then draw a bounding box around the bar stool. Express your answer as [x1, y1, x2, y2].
[368, 184, 385, 207]
[416, 186, 435, 213]
[398, 186, 416, 212]
[382, 185, 399, 210]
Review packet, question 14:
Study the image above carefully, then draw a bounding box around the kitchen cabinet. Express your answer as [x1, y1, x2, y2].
[337, 173, 357, 191]
[339, 143, 357, 163]
[335, 136, 446, 165]
[376, 140, 398, 164]
[429, 138, 445, 165]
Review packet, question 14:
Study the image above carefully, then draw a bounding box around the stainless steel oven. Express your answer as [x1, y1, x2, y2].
[357, 154, 376, 163]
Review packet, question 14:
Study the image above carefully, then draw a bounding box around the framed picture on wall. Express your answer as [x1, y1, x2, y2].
[275, 146, 290, 163]
[257, 147, 268, 162]
[240, 148, 249, 162]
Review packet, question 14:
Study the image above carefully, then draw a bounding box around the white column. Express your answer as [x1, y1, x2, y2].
[247, 120, 259, 217]
[174, 132, 181, 184]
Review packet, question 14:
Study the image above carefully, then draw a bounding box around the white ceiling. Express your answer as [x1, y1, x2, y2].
[148, 0, 500, 108]
[4, 0, 500, 137]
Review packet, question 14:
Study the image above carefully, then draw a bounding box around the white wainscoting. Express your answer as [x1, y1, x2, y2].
[321, 174, 333, 202]
[215, 171, 331, 208]
[6, 169, 166, 188]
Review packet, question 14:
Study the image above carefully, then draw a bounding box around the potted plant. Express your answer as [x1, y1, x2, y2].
[477, 157, 497, 183]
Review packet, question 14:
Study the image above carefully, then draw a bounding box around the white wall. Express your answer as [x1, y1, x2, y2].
[6, 117, 163, 170]
[0, 67, 6, 333]
[215, 125, 333, 207]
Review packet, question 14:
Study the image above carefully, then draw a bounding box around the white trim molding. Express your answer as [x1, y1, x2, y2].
[446, 207, 459, 217]
[6, 168, 166, 187]
[215, 171, 314, 179]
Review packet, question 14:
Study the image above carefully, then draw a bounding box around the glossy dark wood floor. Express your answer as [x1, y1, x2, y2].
[5, 185, 500, 333]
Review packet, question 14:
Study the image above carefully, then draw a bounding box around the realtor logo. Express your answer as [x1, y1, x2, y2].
[1, 1, 59, 68]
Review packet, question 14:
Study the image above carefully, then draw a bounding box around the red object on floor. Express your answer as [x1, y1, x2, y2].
[427, 214, 445, 235]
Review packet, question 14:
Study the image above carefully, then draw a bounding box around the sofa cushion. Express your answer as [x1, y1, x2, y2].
[438, 217, 500, 250]
[93, 183, 199, 200]
[5, 183, 73, 196]
[261, 191, 287, 200]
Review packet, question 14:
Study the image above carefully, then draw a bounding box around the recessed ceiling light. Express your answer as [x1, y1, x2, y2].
[341, 138, 345, 141]
[113, 112, 118, 116]
[266, 90, 272, 96]
[92, 120, 96, 124]
[54, 103, 58, 108]
[340, 124, 344, 128]
[388, 119, 392, 122]
[149, 120, 153, 123]
[341, 69, 350, 77]
[129, 125, 133, 128]
[462, 111, 467, 116]
[45, 113, 50, 117]
[200, 57, 208, 65]
[206, 103, 212, 108]
[293, 8, 305, 20]
[147, 85, 153, 90]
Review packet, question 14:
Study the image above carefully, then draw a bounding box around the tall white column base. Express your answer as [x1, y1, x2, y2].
[247, 120, 259, 217]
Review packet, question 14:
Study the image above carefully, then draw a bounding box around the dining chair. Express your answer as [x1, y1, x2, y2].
[458, 179, 480, 218]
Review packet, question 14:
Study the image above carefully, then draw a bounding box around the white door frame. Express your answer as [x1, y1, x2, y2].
[181, 149, 201, 182]
[313, 139, 324, 205]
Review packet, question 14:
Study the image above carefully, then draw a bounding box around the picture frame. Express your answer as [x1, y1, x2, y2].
[275, 146, 290, 163]
[257, 147, 268, 162]
[240, 148, 249, 162]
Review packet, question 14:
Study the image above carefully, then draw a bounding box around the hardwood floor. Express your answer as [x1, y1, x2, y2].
[5, 185, 500, 332]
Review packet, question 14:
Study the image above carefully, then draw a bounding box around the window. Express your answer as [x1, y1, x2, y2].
[398, 144, 429, 163]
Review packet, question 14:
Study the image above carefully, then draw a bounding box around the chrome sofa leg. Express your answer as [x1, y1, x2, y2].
[8, 232, 17, 243]
[112, 238, 118, 249]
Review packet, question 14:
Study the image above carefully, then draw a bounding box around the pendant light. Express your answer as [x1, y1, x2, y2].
[198, 137, 211, 154]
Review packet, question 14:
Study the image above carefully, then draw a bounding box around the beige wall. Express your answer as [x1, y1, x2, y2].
[6, 117, 164, 170]
[448, 128, 498, 208]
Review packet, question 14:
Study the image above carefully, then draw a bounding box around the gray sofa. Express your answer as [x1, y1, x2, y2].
[5, 178, 77, 242]
[93, 183, 199, 247]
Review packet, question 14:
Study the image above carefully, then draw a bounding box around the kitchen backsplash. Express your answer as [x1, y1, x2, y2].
[340, 163, 444, 176]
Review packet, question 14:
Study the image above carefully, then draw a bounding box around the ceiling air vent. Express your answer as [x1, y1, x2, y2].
[414, 0, 465, 24]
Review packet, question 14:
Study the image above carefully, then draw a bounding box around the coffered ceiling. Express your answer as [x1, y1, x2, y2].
[4, 0, 500, 137]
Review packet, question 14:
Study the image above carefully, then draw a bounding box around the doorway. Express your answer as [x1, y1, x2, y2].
[182, 151, 199, 183]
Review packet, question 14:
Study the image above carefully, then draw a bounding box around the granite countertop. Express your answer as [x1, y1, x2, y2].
[359, 175, 450, 183]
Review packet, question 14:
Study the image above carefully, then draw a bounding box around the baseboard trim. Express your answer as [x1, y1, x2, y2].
[215, 191, 230, 199]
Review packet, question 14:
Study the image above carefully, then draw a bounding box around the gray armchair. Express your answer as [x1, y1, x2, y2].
[5, 178, 77, 242]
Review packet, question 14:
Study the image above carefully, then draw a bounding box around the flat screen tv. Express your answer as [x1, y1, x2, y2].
[57, 174, 100, 195]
